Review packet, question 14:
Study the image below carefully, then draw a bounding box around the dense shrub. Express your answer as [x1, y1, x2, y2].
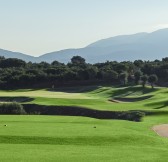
[118, 111, 145, 122]
[0, 102, 26, 115]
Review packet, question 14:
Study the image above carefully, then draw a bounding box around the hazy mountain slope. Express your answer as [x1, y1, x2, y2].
[38, 47, 106, 63]
[87, 32, 148, 48]
[1, 28, 168, 63]
[0, 49, 36, 62]
[39, 28, 168, 63]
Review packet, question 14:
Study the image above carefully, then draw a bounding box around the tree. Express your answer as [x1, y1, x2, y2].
[119, 72, 128, 86]
[141, 63, 154, 75]
[134, 60, 144, 70]
[114, 63, 128, 73]
[51, 60, 63, 66]
[0, 58, 26, 68]
[148, 74, 158, 88]
[162, 57, 168, 62]
[85, 65, 98, 80]
[102, 70, 118, 82]
[71, 56, 85, 65]
[134, 71, 142, 85]
[141, 75, 148, 88]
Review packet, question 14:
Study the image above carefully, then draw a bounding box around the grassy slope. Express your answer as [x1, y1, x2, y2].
[0, 86, 168, 161]
[0, 86, 167, 111]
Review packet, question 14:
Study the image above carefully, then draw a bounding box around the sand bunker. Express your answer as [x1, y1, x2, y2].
[153, 124, 168, 137]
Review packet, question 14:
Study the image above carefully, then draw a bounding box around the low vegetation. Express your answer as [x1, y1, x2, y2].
[0, 102, 25, 114]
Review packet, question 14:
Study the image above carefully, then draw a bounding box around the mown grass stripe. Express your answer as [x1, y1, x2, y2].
[0, 134, 161, 146]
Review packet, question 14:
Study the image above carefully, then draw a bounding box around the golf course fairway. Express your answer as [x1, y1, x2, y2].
[0, 85, 168, 162]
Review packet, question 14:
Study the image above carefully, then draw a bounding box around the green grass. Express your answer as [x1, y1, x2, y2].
[0, 85, 168, 161]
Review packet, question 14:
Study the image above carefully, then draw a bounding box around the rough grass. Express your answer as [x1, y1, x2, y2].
[0, 86, 168, 161]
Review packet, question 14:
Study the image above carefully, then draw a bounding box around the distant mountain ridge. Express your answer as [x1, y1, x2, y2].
[0, 49, 36, 62]
[1, 28, 168, 63]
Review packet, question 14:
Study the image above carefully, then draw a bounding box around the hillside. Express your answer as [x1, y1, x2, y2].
[1, 28, 168, 63]
[0, 49, 36, 62]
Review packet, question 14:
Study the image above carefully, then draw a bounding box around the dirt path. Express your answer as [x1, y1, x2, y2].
[153, 124, 168, 137]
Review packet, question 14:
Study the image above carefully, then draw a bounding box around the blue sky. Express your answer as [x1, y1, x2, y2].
[0, 0, 168, 56]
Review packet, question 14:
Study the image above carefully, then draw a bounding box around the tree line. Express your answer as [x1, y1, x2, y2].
[0, 55, 167, 89]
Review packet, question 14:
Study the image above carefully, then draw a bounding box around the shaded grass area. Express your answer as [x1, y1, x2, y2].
[0, 133, 163, 146]
[0, 135, 151, 146]
[110, 86, 157, 98]
[0, 96, 34, 102]
[87, 86, 158, 98]
[145, 100, 168, 109]
[112, 95, 153, 102]
[50, 85, 101, 93]
[23, 104, 145, 121]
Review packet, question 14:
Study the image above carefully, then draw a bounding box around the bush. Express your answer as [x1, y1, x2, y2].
[116, 111, 145, 122]
[127, 111, 145, 122]
[0, 102, 26, 115]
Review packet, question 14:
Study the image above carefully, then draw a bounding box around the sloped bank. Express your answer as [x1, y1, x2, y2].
[23, 104, 145, 122]
[110, 95, 153, 103]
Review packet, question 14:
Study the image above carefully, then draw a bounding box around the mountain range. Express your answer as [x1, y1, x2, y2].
[1, 28, 168, 63]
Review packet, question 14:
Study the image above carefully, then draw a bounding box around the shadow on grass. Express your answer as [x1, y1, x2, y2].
[3, 89, 40, 92]
[110, 95, 153, 103]
[48, 86, 158, 98]
[147, 110, 168, 116]
[0, 135, 143, 146]
[0, 97, 34, 103]
[110, 86, 157, 98]
[48, 85, 101, 93]
[23, 104, 145, 122]
[145, 100, 168, 109]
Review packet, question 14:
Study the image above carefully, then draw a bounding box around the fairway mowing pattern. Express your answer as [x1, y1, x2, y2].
[0, 86, 168, 161]
[0, 115, 168, 162]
